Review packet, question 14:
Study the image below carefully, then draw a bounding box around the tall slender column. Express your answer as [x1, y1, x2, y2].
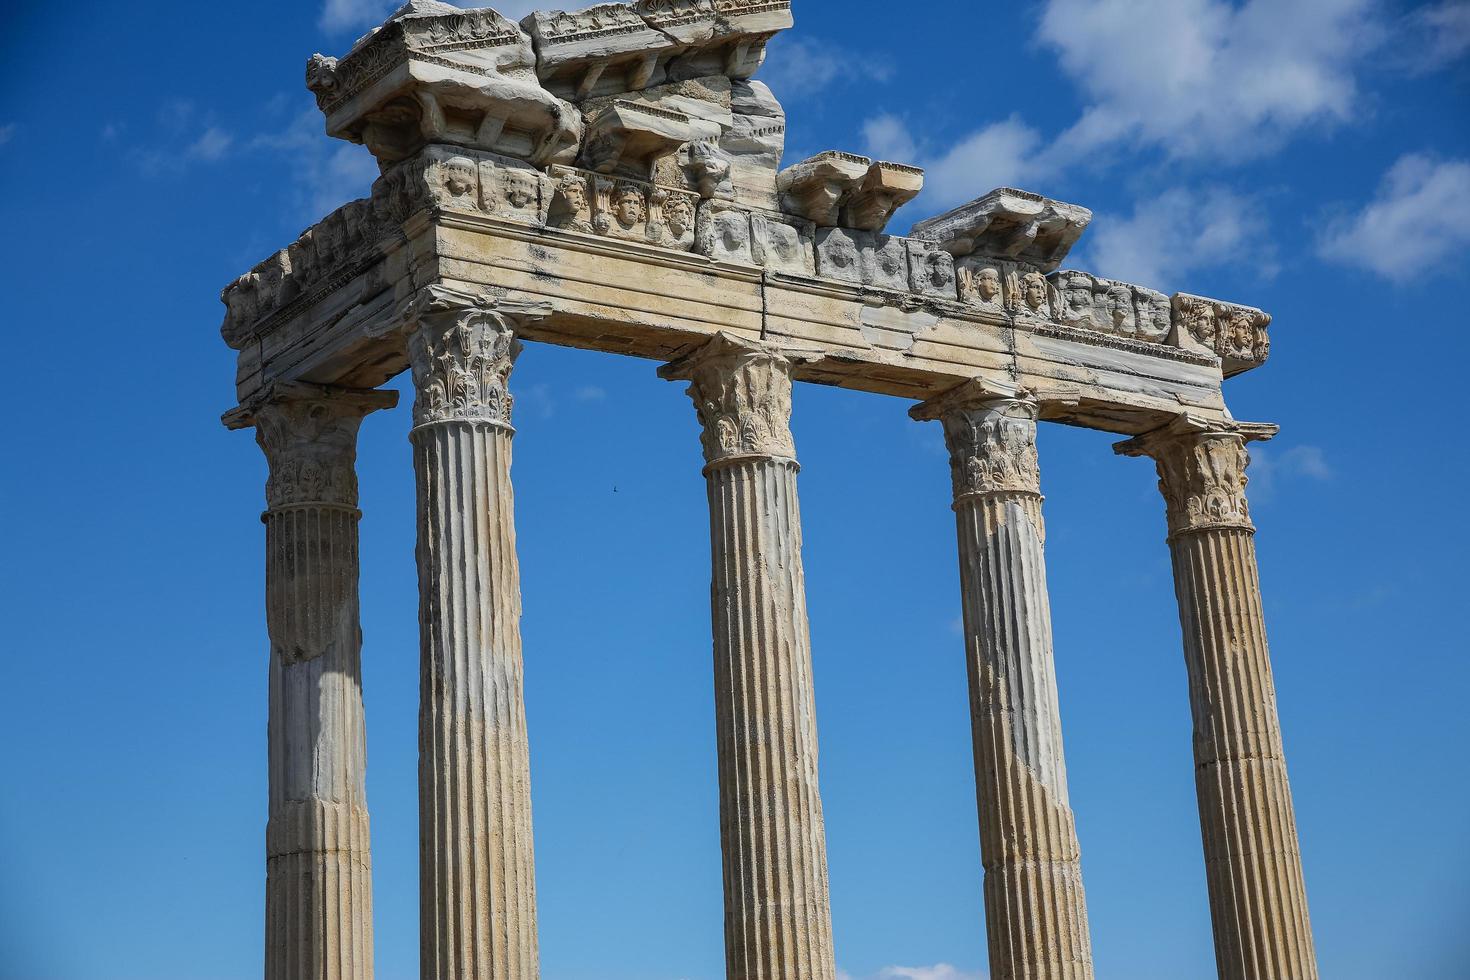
[235, 383, 397, 980]
[1116, 416, 1317, 980]
[405, 286, 543, 980]
[660, 333, 838, 980]
[912, 381, 1094, 980]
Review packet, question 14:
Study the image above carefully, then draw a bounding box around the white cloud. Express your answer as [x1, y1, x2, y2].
[879, 966, 987, 980]
[574, 385, 608, 401]
[1318, 154, 1470, 282]
[758, 35, 893, 101]
[187, 127, 234, 161]
[862, 114, 919, 163]
[0, 123, 14, 147]
[1080, 186, 1273, 291]
[251, 108, 382, 216]
[1250, 444, 1333, 501]
[861, 113, 1049, 215]
[1406, 1, 1470, 69]
[1038, 0, 1379, 163]
[129, 102, 237, 175]
[838, 965, 986, 980]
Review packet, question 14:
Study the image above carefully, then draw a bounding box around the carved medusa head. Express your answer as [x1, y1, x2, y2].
[1020, 271, 1050, 314]
[613, 183, 646, 228]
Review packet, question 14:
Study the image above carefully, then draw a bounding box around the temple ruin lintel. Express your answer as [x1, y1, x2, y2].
[224, 1, 1277, 439]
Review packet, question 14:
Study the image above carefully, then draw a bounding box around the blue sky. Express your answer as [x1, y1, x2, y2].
[1, 1, 1467, 978]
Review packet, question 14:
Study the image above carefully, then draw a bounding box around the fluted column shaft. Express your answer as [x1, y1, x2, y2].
[914, 383, 1094, 980]
[661, 334, 837, 980]
[1117, 419, 1317, 980]
[406, 287, 540, 980]
[247, 384, 396, 980]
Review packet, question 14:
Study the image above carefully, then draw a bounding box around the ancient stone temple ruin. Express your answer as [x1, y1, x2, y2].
[218, 3, 1319, 978]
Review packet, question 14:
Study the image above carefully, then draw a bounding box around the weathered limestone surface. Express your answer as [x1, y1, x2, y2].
[404, 286, 543, 980]
[228, 383, 398, 980]
[660, 334, 837, 980]
[912, 381, 1094, 980]
[1117, 418, 1318, 980]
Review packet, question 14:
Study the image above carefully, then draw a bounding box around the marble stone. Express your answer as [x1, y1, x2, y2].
[912, 187, 1092, 273]
[227, 383, 398, 980]
[659, 334, 838, 980]
[913, 380, 1096, 980]
[403, 286, 546, 980]
[1117, 416, 1319, 980]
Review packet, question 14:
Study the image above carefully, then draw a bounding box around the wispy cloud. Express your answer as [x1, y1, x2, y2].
[128, 101, 236, 175]
[0, 123, 15, 148]
[250, 107, 381, 216]
[575, 386, 608, 402]
[1318, 154, 1470, 283]
[758, 35, 893, 102]
[1402, 1, 1470, 71]
[1080, 185, 1276, 291]
[840, 965, 987, 980]
[862, 114, 1047, 213]
[1250, 444, 1333, 501]
[187, 127, 234, 162]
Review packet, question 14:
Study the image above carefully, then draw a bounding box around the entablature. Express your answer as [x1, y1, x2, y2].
[221, 2, 1276, 438]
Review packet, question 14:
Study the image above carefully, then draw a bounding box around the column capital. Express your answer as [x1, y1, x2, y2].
[1114, 414, 1279, 538]
[396, 284, 551, 430]
[658, 332, 817, 469]
[911, 378, 1042, 499]
[225, 383, 398, 511]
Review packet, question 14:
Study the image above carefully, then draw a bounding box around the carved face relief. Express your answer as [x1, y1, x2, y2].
[614, 183, 645, 229]
[441, 158, 476, 202]
[1021, 272, 1050, 314]
[920, 252, 949, 288]
[553, 171, 589, 225]
[719, 213, 748, 252]
[1107, 284, 1135, 335]
[877, 246, 903, 278]
[1060, 272, 1093, 322]
[504, 172, 536, 210]
[1228, 310, 1255, 353]
[976, 267, 1001, 302]
[1137, 292, 1171, 341]
[665, 195, 693, 238]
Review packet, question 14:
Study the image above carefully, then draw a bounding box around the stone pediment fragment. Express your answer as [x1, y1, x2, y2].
[307, 3, 582, 168]
[777, 153, 924, 232]
[523, 5, 674, 100]
[581, 98, 722, 176]
[778, 152, 873, 226]
[524, 1, 793, 102]
[843, 161, 925, 233]
[911, 187, 1092, 273]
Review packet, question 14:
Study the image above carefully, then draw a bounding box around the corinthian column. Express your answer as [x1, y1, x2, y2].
[911, 381, 1094, 980]
[1116, 417, 1317, 980]
[404, 286, 546, 980]
[659, 333, 837, 980]
[232, 382, 397, 980]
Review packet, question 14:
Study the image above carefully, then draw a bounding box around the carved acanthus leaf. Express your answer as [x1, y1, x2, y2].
[912, 380, 1041, 498]
[1115, 416, 1279, 537]
[402, 286, 543, 429]
[658, 333, 811, 466]
[232, 384, 399, 510]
